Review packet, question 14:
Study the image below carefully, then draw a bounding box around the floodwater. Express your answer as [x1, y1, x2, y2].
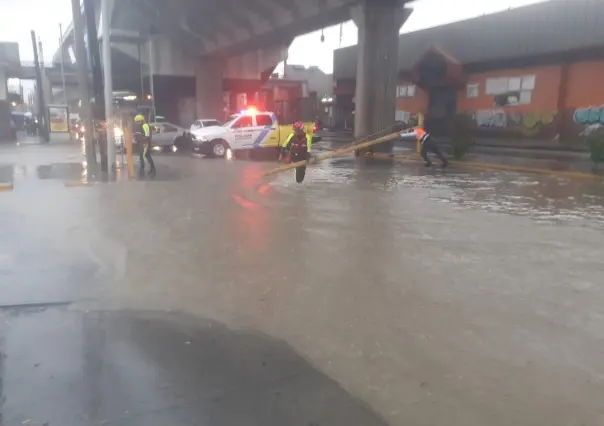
[2, 142, 604, 426]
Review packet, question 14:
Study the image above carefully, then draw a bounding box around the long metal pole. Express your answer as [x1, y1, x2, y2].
[138, 43, 145, 99]
[31, 31, 49, 143]
[83, 0, 107, 172]
[148, 36, 156, 120]
[102, 0, 115, 172]
[59, 24, 68, 107]
[70, 0, 96, 165]
[37, 37, 51, 139]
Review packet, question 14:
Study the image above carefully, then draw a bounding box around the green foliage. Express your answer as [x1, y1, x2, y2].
[587, 133, 604, 165]
[451, 114, 474, 160]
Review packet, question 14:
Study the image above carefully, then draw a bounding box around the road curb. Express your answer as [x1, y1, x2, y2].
[63, 181, 97, 188]
[372, 153, 604, 181]
[0, 182, 13, 192]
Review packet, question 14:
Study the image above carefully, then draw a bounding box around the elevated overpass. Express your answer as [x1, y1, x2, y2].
[57, 0, 414, 146]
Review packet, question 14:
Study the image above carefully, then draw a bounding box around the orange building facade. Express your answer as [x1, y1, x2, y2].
[336, 52, 604, 143]
[332, 0, 604, 143]
[392, 59, 604, 141]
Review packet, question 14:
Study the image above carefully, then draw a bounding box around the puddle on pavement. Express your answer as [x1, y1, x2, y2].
[1, 162, 185, 185]
[424, 171, 604, 228]
[267, 159, 604, 229]
[0, 309, 388, 426]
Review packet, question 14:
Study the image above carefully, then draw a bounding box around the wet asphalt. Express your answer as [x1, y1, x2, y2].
[1, 139, 604, 426]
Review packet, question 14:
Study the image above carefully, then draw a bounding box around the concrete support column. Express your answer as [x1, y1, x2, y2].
[351, 0, 411, 151]
[101, 0, 115, 171]
[196, 57, 224, 121]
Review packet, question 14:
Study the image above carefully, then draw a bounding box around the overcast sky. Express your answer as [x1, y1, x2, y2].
[1, 0, 548, 86]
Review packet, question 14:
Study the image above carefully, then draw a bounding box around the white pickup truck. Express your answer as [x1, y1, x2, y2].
[190, 108, 318, 158]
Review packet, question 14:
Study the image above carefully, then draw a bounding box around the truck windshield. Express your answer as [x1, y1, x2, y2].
[222, 116, 239, 128]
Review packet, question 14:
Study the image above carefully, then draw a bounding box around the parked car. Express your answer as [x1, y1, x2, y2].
[114, 121, 191, 153]
[151, 122, 191, 152]
[190, 118, 221, 132]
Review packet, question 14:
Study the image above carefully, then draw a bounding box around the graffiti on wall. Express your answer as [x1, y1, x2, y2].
[474, 109, 508, 128]
[470, 109, 557, 138]
[573, 106, 604, 136]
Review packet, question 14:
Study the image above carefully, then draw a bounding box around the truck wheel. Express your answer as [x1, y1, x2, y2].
[173, 135, 190, 151]
[211, 140, 228, 158]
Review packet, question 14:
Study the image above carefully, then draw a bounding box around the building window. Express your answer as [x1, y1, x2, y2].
[486, 78, 508, 95]
[397, 84, 416, 98]
[486, 75, 536, 95]
[519, 90, 532, 104]
[486, 75, 536, 105]
[521, 75, 536, 90]
[395, 111, 410, 122]
[466, 84, 479, 98]
[494, 90, 532, 107]
[508, 77, 522, 91]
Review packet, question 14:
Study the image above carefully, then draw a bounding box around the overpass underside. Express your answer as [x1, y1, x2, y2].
[62, 0, 413, 148]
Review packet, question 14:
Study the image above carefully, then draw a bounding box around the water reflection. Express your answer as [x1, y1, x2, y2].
[397, 169, 604, 228]
[267, 159, 604, 229]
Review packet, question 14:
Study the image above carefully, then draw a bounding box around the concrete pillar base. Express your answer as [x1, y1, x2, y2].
[352, 0, 412, 153]
[196, 57, 225, 122]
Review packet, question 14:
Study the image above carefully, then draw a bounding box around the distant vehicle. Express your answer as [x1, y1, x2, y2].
[152, 115, 169, 125]
[189, 107, 319, 158]
[114, 121, 191, 153]
[76, 122, 86, 139]
[150, 122, 191, 152]
[190, 118, 221, 132]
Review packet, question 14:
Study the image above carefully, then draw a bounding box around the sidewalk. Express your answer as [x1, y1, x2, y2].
[14, 131, 75, 145]
[317, 131, 597, 175]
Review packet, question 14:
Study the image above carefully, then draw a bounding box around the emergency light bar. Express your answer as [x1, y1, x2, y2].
[240, 106, 259, 115]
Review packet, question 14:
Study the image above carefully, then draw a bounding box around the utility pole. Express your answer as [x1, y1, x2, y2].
[58, 23, 71, 139]
[101, 0, 115, 172]
[58, 24, 68, 107]
[70, 0, 96, 165]
[31, 30, 49, 143]
[38, 37, 51, 138]
[84, 0, 108, 172]
[148, 35, 156, 120]
[138, 43, 145, 99]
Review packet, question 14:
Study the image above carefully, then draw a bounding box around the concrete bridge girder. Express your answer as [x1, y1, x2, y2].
[223, 44, 289, 80]
[109, 0, 354, 56]
[57, 0, 356, 67]
[54, 0, 415, 152]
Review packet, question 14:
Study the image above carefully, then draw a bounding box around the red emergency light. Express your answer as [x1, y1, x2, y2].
[241, 106, 258, 115]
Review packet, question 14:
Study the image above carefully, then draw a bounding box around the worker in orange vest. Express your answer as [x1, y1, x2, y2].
[401, 126, 449, 168]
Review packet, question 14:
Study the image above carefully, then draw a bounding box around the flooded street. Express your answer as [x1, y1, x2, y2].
[2, 143, 604, 426]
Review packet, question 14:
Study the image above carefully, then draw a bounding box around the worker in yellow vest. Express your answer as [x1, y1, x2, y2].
[133, 114, 156, 177]
[281, 121, 313, 183]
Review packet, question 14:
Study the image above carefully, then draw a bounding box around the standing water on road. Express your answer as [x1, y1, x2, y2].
[2, 144, 604, 426]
